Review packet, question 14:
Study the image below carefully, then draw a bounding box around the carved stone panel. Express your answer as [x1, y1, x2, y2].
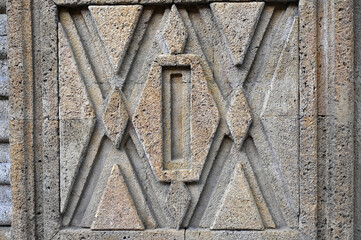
[7, 0, 358, 238]
[57, 1, 300, 237]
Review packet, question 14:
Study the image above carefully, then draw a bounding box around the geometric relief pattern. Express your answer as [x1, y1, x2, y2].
[58, 2, 299, 233]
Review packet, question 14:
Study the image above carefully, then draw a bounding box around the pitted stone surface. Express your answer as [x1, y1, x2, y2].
[158, 5, 188, 54]
[59, 25, 95, 120]
[0, 59, 8, 97]
[103, 88, 129, 148]
[91, 164, 144, 230]
[226, 87, 252, 148]
[7, 2, 348, 239]
[211, 163, 264, 230]
[0, 100, 8, 142]
[59, 25, 96, 213]
[132, 54, 219, 182]
[0, 163, 10, 184]
[211, 2, 264, 66]
[166, 182, 191, 229]
[89, 5, 143, 72]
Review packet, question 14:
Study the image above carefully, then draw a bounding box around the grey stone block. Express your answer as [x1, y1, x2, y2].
[0, 15, 6, 36]
[0, 36, 6, 58]
[0, 144, 9, 163]
[0, 163, 9, 184]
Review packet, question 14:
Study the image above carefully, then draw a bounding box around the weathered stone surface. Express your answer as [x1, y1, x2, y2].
[89, 5, 143, 72]
[5, 1, 357, 239]
[158, 5, 187, 54]
[132, 54, 219, 182]
[210, 2, 264, 66]
[91, 164, 144, 230]
[226, 87, 252, 148]
[0, 144, 9, 163]
[0, 59, 8, 97]
[59, 24, 96, 213]
[0, 36, 7, 58]
[0, 163, 10, 184]
[59, 229, 184, 240]
[186, 229, 301, 240]
[166, 182, 191, 229]
[260, 17, 299, 218]
[0, 185, 11, 225]
[0, 15, 6, 37]
[0, 100, 8, 143]
[211, 162, 264, 230]
[0, 227, 10, 240]
[103, 88, 129, 147]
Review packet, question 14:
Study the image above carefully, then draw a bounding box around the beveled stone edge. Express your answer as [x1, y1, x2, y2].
[298, 0, 318, 239]
[7, 1, 355, 240]
[7, 0, 60, 239]
[53, 0, 298, 7]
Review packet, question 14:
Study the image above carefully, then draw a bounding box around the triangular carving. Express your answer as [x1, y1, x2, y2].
[211, 162, 264, 230]
[89, 5, 143, 72]
[59, 24, 96, 213]
[91, 164, 144, 230]
[211, 2, 264, 66]
[261, 18, 299, 220]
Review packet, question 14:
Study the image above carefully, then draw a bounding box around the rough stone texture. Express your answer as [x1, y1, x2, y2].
[5, 1, 357, 240]
[103, 88, 129, 148]
[59, 24, 96, 213]
[226, 87, 252, 148]
[356, 1, 361, 239]
[211, 163, 263, 230]
[186, 229, 301, 240]
[132, 54, 219, 182]
[157, 5, 187, 54]
[0, 9, 10, 231]
[210, 2, 264, 66]
[0, 100, 8, 142]
[89, 5, 143, 72]
[53, 0, 295, 6]
[91, 164, 144, 230]
[59, 228, 184, 239]
[166, 182, 191, 229]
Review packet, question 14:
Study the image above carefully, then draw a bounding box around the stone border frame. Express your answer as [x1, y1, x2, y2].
[7, 0, 354, 239]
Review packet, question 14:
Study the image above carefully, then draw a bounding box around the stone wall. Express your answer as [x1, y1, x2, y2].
[0, 0, 358, 239]
[0, 1, 10, 226]
[0, 2, 11, 239]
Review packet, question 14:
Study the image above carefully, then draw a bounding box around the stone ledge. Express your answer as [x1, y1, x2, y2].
[54, 0, 298, 6]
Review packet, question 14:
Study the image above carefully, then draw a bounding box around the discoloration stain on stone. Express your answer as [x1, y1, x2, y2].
[158, 5, 188, 55]
[91, 164, 144, 230]
[166, 182, 191, 229]
[211, 163, 264, 230]
[89, 5, 143, 72]
[226, 87, 252, 149]
[211, 2, 264, 66]
[103, 88, 129, 148]
[132, 54, 219, 182]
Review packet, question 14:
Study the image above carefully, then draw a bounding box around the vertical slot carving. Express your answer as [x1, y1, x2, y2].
[162, 68, 191, 170]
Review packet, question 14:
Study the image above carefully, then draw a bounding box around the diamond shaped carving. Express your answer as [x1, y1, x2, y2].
[132, 54, 219, 182]
[158, 5, 188, 55]
[226, 87, 252, 148]
[103, 88, 129, 148]
[166, 182, 191, 229]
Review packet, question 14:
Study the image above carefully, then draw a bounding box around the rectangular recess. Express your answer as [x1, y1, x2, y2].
[162, 67, 191, 170]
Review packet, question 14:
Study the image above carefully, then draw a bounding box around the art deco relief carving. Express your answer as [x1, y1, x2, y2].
[57, 1, 299, 234]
